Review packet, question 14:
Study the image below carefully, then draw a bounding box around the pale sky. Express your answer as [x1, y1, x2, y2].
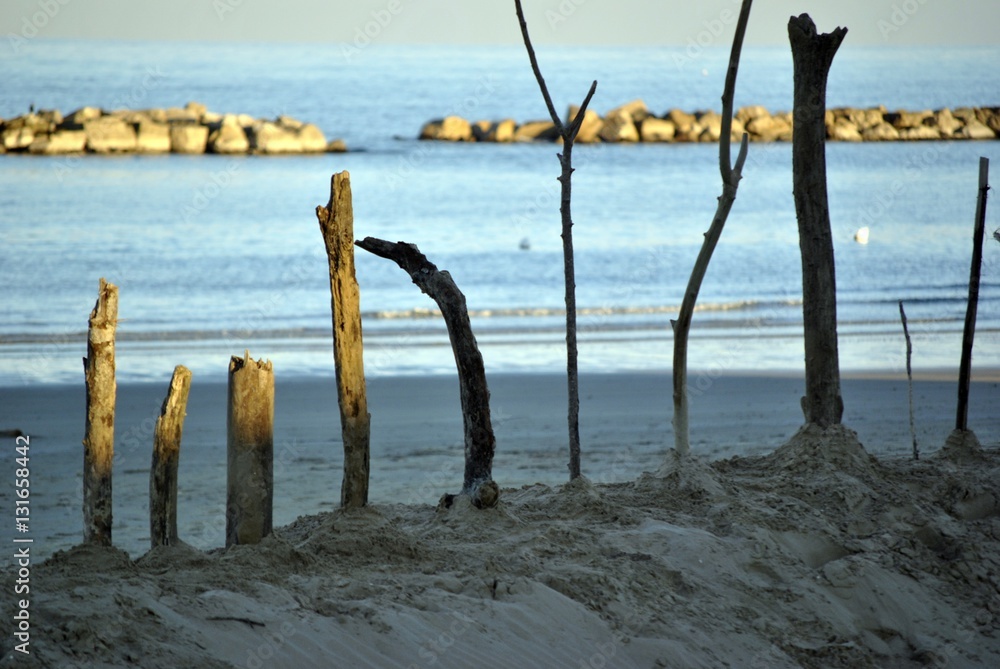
[2, 0, 998, 46]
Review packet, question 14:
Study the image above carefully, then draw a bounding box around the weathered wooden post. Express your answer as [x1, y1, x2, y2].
[356, 237, 499, 508]
[226, 351, 274, 547]
[316, 170, 371, 509]
[789, 14, 848, 428]
[150, 365, 193, 548]
[83, 277, 118, 546]
[956, 157, 990, 432]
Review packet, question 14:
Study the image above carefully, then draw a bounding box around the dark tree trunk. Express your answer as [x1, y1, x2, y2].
[789, 14, 848, 428]
[356, 237, 498, 508]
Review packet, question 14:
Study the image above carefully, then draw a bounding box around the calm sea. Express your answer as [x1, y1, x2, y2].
[2, 41, 1000, 385]
[3, 42, 1000, 386]
[2, 40, 1000, 557]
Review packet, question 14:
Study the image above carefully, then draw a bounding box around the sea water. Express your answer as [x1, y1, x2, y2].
[2, 41, 999, 385]
[2, 40, 1000, 558]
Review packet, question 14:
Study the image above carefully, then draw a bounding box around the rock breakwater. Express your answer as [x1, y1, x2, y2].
[419, 99, 1000, 143]
[0, 101, 347, 155]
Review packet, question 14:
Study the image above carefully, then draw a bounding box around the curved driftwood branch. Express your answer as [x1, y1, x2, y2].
[355, 237, 498, 508]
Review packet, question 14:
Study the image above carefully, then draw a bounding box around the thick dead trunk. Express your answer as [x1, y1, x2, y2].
[789, 14, 848, 428]
[150, 365, 192, 548]
[83, 277, 118, 546]
[355, 237, 497, 507]
[317, 170, 371, 508]
[226, 352, 274, 546]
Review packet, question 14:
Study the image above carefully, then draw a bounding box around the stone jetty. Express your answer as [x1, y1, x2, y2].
[0, 101, 348, 155]
[419, 99, 1000, 143]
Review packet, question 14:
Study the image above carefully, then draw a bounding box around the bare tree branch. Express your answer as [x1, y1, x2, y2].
[672, 0, 753, 457]
[513, 0, 598, 480]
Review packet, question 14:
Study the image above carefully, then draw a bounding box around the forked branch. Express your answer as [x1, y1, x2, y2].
[671, 0, 753, 457]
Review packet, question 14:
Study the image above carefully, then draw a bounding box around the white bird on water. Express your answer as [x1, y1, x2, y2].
[854, 226, 870, 244]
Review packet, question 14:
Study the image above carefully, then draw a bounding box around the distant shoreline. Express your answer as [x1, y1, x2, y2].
[419, 100, 1000, 143]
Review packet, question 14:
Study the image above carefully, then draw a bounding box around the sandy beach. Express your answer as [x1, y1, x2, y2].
[2, 370, 1000, 667]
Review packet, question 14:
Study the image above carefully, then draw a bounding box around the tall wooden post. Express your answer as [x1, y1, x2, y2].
[956, 157, 990, 431]
[317, 170, 371, 508]
[150, 365, 192, 548]
[226, 351, 274, 547]
[83, 277, 118, 546]
[789, 14, 848, 428]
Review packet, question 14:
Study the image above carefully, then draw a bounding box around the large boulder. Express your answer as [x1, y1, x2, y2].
[487, 118, 517, 143]
[65, 106, 103, 126]
[297, 123, 328, 152]
[28, 129, 86, 154]
[640, 117, 675, 142]
[735, 105, 770, 125]
[935, 108, 962, 136]
[961, 119, 996, 140]
[888, 109, 933, 129]
[169, 123, 209, 153]
[275, 115, 304, 131]
[135, 121, 171, 153]
[830, 119, 863, 142]
[695, 111, 743, 143]
[2, 124, 34, 150]
[513, 120, 558, 142]
[746, 113, 791, 142]
[247, 121, 302, 153]
[666, 109, 700, 141]
[164, 106, 200, 123]
[207, 118, 250, 154]
[860, 122, 899, 141]
[566, 105, 602, 143]
[84, 117, 137, 152]
[599, 110, 639, 142]
[184, 101, 208, 121]
[419, 116, 473, 141]
[607, 99, 650, 123]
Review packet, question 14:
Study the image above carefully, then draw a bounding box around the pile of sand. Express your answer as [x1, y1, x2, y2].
[4, 427, 1000, 668]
